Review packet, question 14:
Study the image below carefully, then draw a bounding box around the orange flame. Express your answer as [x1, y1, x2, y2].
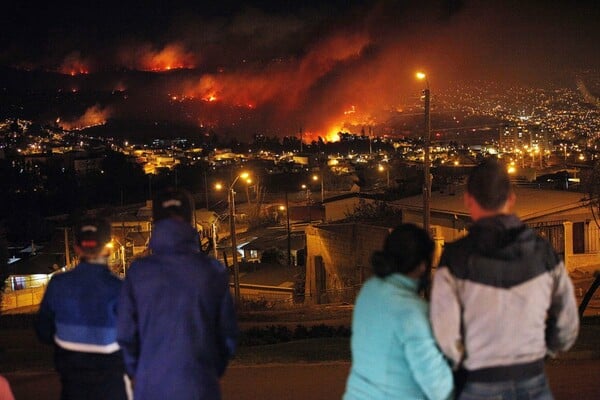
[59, 52, 90, 75]
[120, 43, 197, 71]
[59, 105, 111, 130]
[344, 105, 356, 115]
[178, 32, 369, 112]
[326, 127, 342, 142]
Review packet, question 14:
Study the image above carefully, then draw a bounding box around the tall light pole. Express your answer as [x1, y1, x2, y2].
[312, 174, 324, 203]
[378, 164, 390, 188]
[285, 191, 291, 267]
[218, 172, 250, 304]
[204, 170, 209, 209]
[107, 238, 126, 276]
[417, 71, 431, 234]
[228, 186, 239, 302]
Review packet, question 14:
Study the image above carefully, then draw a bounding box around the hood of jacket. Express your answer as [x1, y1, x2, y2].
[149, 218, 199, 254]
[468, 214, 536, 259]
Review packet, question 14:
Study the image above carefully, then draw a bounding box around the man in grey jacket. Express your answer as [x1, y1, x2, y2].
[430, 159, 579, 400]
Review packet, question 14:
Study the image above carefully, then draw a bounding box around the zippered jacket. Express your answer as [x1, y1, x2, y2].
[430, 214, 579, 381]
[344, 274, 453, 400]
[36, 262, 122, 355]
[117, 218, 237, 400]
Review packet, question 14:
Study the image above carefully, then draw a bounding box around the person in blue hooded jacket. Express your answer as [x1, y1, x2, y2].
[117, 188, 237, 400]
[344, 224, 453, 400]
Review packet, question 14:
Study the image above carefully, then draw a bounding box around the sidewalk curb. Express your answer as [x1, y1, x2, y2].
[555, 350, 600, 360]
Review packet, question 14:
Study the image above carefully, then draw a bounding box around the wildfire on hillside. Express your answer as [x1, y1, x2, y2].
[59, 52, 90, 75]
[164, 31, 377, 138]
[59, 105, 111, 130]
[119, 43, 197, 72]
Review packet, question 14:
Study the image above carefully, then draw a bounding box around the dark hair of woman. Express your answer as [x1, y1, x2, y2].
[371, 224, 434, 278]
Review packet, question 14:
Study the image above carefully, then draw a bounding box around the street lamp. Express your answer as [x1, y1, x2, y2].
[312, 174, 324, 203]
[106, 239, 126, 276]
[281, 196, 292, 267]
[378, 164, 390, 188]
[216, 171, 251, 304]
[301, 183, 311, 205]
[416, 71, 431, 234]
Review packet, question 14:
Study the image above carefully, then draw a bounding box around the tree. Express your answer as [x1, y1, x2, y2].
[343, 199, 403, 226]
[260, 247, 286, 265]
[582, 161, 600, 229]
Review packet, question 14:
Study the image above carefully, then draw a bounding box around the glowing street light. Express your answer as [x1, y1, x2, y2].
[107, 238, 126, 276]
[312, 173, 324, 203]
[416, 71, 431, 234]
[215, 171, 251, 304]
[378, 164, 390, 188]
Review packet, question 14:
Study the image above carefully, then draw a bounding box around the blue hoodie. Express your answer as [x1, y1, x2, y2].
[117, 218, 237, 400]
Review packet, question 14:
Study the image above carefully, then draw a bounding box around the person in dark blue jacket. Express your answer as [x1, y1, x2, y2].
[36, 217, 127, 400]
[117, 188, 237, 400]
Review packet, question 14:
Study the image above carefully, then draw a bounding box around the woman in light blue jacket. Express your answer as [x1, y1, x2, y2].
[344, 224, 453, 400]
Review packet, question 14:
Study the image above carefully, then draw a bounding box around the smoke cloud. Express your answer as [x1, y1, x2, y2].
[2, 1, 599, 140]
[117, 42, 198, 71]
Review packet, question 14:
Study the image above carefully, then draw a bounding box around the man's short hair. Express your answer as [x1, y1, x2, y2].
[466, 158, 512, 211]
[153, 188, 194, 224]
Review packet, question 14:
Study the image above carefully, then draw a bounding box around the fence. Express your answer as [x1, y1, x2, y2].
[231, 283, 295, 309]
[527, 221, 565, 258]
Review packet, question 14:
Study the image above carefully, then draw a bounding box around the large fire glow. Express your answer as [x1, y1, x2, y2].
[173, 32, 372, 137]
[59, 52, 90, 75]
[119, 43, 197, 71]
[59, 105, 111, 130]
[8, 1, 595, 143]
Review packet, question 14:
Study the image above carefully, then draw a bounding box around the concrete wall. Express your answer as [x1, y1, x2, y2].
[1, 286, 46, 312]
[568, 254, 600, 272]
[230, 284, 294, 307]
[305, 224, 389, 305]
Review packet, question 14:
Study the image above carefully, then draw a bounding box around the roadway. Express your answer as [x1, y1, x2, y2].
[5, 360, 600, 399]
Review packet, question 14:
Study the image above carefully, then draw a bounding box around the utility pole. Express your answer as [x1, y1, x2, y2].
[422, 81, 431, 234]
[285, 190, 291, 268]
[64, 227, 71, 268]
[212, 222, 218, 260]
[320, 175, 324, 203]
[228, 187, 240, 303]
[204, 170, 209, 209]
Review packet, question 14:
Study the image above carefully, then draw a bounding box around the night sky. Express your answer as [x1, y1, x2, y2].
[1, 0, 599, 139]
